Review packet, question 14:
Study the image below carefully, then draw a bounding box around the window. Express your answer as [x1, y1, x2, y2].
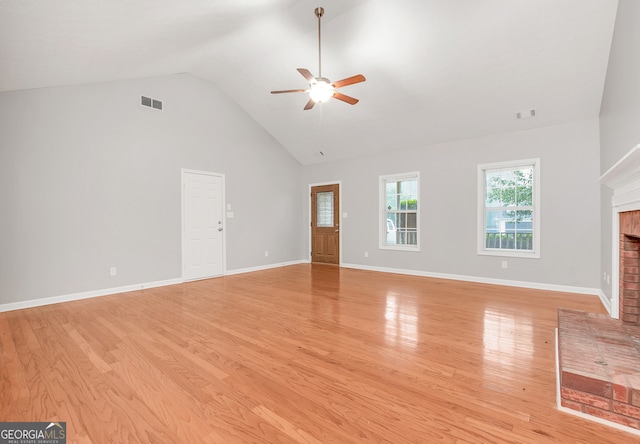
[380, 172, 419, 250]
[316, 191, 334, 227]
[477, 159, 540, 258]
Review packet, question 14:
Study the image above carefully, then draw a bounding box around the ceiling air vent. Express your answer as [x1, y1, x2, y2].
[141, 96, 163, 111]
[516, 108, 536, 120]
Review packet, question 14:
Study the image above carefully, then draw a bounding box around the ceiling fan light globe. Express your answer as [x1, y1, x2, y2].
[309, 81, 335, 103]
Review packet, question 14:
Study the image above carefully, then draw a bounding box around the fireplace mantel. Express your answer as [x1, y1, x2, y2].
[599, 143, 640, 209]
[598, 143, 640, 320]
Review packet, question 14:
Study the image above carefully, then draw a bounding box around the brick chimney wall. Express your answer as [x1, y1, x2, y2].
[619, 211, 640, 325]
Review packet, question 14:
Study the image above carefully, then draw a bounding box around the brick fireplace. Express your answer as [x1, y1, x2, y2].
[557, 210, 640, 430]
[555, 146, 640, 435]
[619, 211, 640, 325]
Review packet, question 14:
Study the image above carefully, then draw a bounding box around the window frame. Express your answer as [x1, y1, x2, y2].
[477, 158, 540, 258]
[379, 171, 420, 251]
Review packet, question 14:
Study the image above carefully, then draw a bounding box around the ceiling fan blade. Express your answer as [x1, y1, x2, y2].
[332, 74, 366, 89]
[303, 98, 316, 110]
[297, 68, 316, 83]
[271, 89, 307, 94]
[333, 92, 359, 105]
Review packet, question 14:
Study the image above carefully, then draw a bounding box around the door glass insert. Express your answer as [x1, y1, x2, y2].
[317, 191, 334, 227]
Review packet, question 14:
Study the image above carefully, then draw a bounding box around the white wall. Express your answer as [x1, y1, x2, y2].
[0, 73, 305, 305]
[0, 64, 614, 306]
[600, 0, 640, 172]
[599, 0, 640, 301]
[303, 119, 601, 289]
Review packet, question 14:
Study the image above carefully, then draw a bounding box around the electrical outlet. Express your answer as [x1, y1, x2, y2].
[364, 251, 369, 258]
[264, 251, 269, 257]
[110, 267, 117, 276]
[607, 274, 610, 285]
[501, 261, 508, 269]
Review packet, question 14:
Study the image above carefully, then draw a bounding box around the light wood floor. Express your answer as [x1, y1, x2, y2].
[1, 264, 637, 443]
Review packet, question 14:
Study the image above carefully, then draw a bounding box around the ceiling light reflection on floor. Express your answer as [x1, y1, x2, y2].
[384, 293, 418, 348]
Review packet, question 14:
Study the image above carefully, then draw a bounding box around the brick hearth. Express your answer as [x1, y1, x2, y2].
[558, 308, 640, 430]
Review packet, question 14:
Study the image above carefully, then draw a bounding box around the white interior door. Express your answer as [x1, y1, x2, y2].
[182, 170, 224, 280]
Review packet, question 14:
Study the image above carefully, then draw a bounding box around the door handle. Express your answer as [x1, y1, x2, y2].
[335, 229, 339, 232]
[218, 228, 223, 232]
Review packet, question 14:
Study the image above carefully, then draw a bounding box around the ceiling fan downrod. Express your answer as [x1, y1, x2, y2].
[315, 7, 324, 78]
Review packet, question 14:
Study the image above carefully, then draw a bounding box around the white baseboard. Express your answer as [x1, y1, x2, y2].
[224, 260, 308, 276]
[341, 263, 602, 297]
[596, 289, 614, 318]
[0, 261, 606, 313]
[555, 328, 640, 437]
[0, 278, 184, 313]
[0, 261, 310, 313]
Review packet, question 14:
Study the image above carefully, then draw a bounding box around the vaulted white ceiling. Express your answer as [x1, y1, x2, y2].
[0, 0, 619, 165]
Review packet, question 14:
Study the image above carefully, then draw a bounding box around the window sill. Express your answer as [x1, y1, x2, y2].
[477, 249, 540, 259]
[379, 245, 421, 252]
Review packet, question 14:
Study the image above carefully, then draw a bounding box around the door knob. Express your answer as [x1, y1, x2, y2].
[218, 228, 223, 232]
[335, 229, 340, 232]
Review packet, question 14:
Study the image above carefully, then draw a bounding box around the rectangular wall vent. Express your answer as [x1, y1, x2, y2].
[516, 108, 536, 120]
[141, 96, 163, 111]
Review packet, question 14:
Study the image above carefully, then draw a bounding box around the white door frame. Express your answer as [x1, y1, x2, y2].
[308, 180, 342, 265]
[181, 169, 226, 280]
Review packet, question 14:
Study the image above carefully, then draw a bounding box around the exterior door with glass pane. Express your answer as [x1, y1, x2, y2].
[311, 184, 340, 264]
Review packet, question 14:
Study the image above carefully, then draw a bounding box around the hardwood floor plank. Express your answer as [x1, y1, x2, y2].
[1, 264, 638, 443]
[0, 314, 30, 403]
[62, 324, 113, 374]
[251, 405, 324, 444]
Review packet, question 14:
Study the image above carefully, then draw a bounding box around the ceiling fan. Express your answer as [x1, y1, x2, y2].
[271, 7, 366, 110]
